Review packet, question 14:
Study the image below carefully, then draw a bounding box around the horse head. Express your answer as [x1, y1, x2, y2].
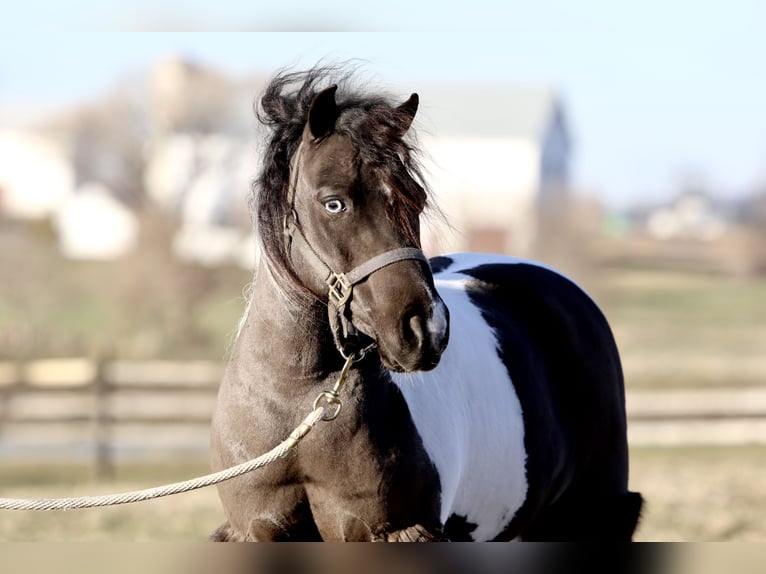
[283, 85, 449, 372]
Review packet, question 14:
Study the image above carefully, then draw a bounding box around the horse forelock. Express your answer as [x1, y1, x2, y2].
[251, 64, 432, 305]
[335, 105, 429, 249]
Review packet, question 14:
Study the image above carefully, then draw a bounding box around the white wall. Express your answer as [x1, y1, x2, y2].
[420, 135, 541, 255]
[0, 131, 74, 219]
[55, 183, 138, 260]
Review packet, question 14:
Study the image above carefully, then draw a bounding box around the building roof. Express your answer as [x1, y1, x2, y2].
[415, 84, 563, 142]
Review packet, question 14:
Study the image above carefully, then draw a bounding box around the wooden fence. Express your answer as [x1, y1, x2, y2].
[2, 358, 766, 480]
[0, 358, 223, 479]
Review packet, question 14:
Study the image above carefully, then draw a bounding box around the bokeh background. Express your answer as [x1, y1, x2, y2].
[1, 5, 766, 542]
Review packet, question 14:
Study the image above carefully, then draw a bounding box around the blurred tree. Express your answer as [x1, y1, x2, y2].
[50, 79, 150, 207]
[150, 56, 240, 135]
[746, 189, 766, 229]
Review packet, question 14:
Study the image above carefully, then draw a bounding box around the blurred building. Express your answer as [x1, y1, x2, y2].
[148, 60, 573, 262]
[604, 189, 766, 275]
[54, 182, 139, 260]
[645, 190, 728, 241]
[1, 58, 573, 266]
[0, 130, 74, 219]
[144, 58, 262, 267]
[416, 85, 571, 257]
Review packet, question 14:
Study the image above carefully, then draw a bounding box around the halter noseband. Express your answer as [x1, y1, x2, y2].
[324, 247, 429, 307]
[283, 143, 429, 357]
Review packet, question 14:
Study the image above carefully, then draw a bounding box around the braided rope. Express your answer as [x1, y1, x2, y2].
[0, 407, 326, 511]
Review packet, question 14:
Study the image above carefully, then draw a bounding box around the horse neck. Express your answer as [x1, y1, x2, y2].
[238, 259, 344, 384]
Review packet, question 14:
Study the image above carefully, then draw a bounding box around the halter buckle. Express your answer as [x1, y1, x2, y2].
[327, 273, 353, 307]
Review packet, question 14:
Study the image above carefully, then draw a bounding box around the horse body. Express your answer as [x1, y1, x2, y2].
[392, 253, 637, 540]
[210, 66, 641, 541]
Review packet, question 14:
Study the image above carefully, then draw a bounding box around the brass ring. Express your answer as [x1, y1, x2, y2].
[313, 391, 342, 421]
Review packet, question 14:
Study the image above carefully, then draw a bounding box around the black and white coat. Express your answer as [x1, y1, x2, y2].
[389, 253, 640, 541]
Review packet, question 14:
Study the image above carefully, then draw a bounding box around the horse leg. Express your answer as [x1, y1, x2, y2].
[243, 516, 321, 541]
[379, 524, 449, 542]
[210, 505, 323, 541]
[209, 521, 244, 542]
[208, 519, 308, 541]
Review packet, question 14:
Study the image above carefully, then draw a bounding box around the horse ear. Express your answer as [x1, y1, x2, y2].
[308, 85, 339, 140]
[396, 93, 419, 134]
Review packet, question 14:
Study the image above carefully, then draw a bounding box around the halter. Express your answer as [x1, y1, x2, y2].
[283, 143, 429, 357]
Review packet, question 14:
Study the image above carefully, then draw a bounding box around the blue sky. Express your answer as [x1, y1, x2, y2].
[2, 2, 766, 209]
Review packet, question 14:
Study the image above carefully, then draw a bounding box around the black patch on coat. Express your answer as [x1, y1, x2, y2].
[444, 513, 478, 541]
[458, 262, 633, 540]
[428, 256, 453, 274]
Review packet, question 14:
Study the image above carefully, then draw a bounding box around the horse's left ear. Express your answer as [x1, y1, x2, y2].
[308, 85, 339, 140]
[396, 93, 419, 135]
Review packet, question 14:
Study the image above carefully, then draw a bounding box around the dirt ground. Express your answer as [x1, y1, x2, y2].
[630, 445, 766, 541]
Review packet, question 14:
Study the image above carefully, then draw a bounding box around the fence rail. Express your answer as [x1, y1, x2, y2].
[0, 358, 223, 479]
[2, 357, 766, 479]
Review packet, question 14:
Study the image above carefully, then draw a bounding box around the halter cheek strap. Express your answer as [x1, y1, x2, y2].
[284, 213, 428, 356]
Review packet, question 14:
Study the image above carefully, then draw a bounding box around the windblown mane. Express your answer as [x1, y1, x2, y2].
[251, 64, 430, 308]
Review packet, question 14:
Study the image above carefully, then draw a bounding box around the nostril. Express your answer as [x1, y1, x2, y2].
[395, 303, 449, 372]
[404, 307, 448, 353]
[406, 314, 426, 348]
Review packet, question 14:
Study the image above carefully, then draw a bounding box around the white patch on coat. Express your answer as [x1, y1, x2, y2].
[390, 259, 528, 541]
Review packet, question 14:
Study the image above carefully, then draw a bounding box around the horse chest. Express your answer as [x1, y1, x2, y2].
[390, 279, 529, 542]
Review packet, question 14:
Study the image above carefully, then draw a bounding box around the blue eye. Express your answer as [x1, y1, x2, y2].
[324, 199, 346, 214]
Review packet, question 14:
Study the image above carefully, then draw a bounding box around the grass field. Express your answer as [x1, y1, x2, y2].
[595, 268, 766, 389]
[630, 445, 766, 541]
[1, 445, 765, 541]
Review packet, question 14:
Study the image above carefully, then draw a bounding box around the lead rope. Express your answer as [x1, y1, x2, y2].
[0, 350, 368, 512]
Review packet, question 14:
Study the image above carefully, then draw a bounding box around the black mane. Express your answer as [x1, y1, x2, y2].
[251, 64, 430, 307]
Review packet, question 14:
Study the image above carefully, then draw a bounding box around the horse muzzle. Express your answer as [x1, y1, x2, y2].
[380, 296, 450, 373]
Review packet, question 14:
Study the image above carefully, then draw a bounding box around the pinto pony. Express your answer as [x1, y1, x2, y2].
[210, 66, 642, 541]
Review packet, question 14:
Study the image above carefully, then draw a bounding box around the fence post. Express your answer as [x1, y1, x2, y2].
[93, 355, 115, 481]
